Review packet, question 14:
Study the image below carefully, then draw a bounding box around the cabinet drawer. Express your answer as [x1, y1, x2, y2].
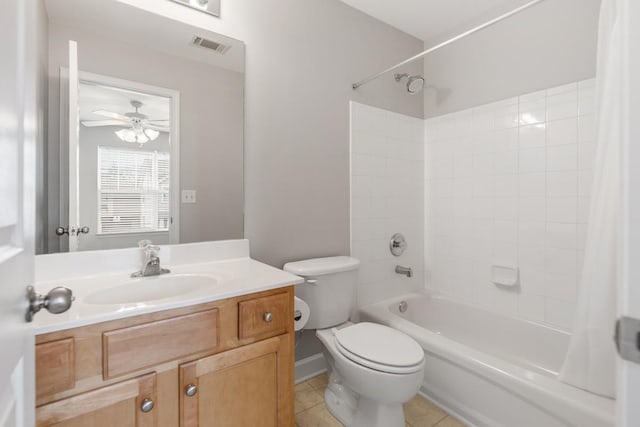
[103, 309, 218, 379]
[36, 338, 75, 401]
[36, 372, 156, 427]
[238, 292, 290, 341]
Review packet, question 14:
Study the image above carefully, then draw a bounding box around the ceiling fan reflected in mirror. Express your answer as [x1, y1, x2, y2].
[81, 100, 169, 144]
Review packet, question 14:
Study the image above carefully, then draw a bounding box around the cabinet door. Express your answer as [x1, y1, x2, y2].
[180, 335, 293, 427]
[36, 373, 157, 427]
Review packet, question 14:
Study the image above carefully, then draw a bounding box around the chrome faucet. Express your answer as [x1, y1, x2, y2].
[132, 240, 170, 278]
[395, 265, 413, 278]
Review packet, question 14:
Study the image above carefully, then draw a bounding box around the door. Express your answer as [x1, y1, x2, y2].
[35, 373, 157, 427]
[179, 336, 293, 427]
[618, 1, 640, 425]
[0, 0, 37, 426]
[67, 40, 80, 252]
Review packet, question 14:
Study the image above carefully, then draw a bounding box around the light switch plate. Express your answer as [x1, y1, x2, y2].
[181, 190, 197, 204]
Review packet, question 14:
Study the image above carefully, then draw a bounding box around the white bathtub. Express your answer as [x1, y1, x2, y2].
[359, 293, 615, 427]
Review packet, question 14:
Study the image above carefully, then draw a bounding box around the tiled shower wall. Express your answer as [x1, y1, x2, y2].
[425, 79, 597, 331]
[350, 102, 424, 308]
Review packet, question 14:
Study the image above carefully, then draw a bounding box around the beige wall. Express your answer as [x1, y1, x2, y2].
[423, 0, 601, 117]
[45, 23, 244, 253]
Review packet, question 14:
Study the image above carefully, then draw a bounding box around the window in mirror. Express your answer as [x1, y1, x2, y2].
[97, 147, 170, 235]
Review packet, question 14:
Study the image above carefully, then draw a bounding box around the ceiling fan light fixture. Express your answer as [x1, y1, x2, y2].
[115, 128, 134, 143]
[115, 128, 149, 144]
[144, 128, 160, 141]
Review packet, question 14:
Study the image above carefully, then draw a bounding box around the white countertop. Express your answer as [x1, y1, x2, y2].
[31, 241, 303, 334]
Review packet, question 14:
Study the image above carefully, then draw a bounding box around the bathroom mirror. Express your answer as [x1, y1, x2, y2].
[38, 0, 244, 254]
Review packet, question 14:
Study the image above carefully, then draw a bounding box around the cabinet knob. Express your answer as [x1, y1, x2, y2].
[185, 384, 198, 397]
[140, 398, 154, 413]
[263, 312, 273, 323]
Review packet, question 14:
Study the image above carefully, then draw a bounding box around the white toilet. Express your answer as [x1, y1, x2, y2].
[284, 256, 425, 427]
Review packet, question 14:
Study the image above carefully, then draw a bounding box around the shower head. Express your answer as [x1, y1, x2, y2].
[395, 73, 425, 94]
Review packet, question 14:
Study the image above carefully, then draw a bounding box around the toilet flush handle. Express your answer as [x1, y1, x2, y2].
[305, 278, 318, 285]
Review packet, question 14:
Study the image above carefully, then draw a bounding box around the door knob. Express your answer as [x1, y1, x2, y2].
[185, 384, 198, 397]
[26, 286, 75, 322]
[55, 226, 89, 236]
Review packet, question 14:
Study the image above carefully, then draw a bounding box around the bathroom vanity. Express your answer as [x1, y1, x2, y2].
[31, 240, 302, 427]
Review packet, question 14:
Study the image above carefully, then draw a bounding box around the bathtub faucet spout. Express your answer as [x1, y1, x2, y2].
[395, 265, 413, 278]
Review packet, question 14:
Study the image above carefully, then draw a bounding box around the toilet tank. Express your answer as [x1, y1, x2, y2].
[283, 256, 360, 329]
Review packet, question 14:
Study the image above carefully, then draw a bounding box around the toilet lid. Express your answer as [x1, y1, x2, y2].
[334, 323, 424, 374]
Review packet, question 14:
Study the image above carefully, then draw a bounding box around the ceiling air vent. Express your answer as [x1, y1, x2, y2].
[191, 36, 231, 54]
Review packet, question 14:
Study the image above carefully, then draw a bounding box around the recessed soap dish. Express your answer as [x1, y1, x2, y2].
[492, 265, 519, 287]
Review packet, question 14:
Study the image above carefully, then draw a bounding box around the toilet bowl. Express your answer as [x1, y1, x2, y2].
[317, 322, 425, 427]
[283, 257, 425, 427]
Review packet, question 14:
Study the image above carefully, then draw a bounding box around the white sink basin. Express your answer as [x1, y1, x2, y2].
[84, 274, 218, 305]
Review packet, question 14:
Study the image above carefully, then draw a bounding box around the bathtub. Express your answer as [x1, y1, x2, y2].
[358, 293, 615, 427]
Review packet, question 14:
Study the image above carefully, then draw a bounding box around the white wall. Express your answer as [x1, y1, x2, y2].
[351, 102, 424, 308]
[423, 0, 601, 117]
[424, 79, 597, 331]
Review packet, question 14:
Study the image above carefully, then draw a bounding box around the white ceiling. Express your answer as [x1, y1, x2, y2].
[79, 82, 170, 124]
[339, 0, 535, 43]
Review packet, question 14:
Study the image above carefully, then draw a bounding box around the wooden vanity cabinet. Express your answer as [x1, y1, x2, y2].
[35, 287, 295, 427]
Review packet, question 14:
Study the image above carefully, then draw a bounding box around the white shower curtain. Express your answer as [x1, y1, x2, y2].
[558, 0, 621, 398]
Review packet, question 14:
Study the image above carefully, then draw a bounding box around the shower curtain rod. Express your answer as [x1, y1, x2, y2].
[351, 0, 547, 90]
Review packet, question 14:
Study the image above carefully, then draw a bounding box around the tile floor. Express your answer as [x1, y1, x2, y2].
[295, 373, 466, 427]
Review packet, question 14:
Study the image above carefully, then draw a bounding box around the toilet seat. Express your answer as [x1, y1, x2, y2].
[334, 322, 424, 374]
